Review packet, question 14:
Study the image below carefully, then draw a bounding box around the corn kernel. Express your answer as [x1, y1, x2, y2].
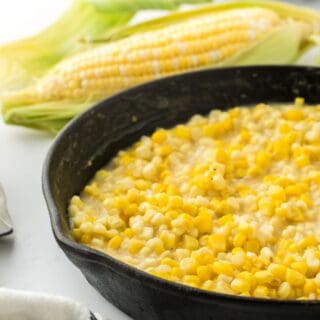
[268, 263, 287, 281]
[197, 265, 212, 282]
[108, 235, 123, 250]
[283, 109, 304, 121]
[195, 210, 213, 234]
[174, 125, 192, 140]
[286, 269, 305, 287]
[208, 234, 227, 253]
[253, 285, 269, 298]
[128, 239, 145, 254]
[212, 261, 234, 276]
[152, 129, 167, 143]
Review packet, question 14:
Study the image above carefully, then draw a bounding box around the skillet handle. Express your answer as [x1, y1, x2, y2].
[90, 312, 98, 320]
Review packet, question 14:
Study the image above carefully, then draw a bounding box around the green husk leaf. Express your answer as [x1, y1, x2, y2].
[222, 22, 303, 66]
[98, 0, 320, 42]
[3, 100, 92, 134]
[0, 1, 132, 92]
[85, 0, 212, 12]
[296, 34, 320, 65]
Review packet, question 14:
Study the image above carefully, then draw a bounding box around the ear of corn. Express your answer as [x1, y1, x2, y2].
[0, 0, 210, 92]
[1, 0, 320, 133]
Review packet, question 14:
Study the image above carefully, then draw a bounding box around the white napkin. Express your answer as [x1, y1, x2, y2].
[0, 288, 103, 320]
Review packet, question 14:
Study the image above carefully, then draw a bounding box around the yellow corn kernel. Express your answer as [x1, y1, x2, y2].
[156, 193, 169, 207]
[108, 235, 123, 250]
[180, 257, 198, 274]
[194, 252, 214, 265]
[194, 210, 213, 234]
[203, 124, 219, 137]
[254, 270, 273, 285]
[197, 265, 212, 282]
[182, 202, 198, 216]
[124, 203, 139, 216]
[286, 269, 305, 287]
[183, 235, 199, 250]
[231, 278, 250, 294]
[279, 123, 292, 134]
[300, 194, 312, 208]
[295, 97, 305, 106]
[283, 109, 304, 121]
[128, 239, 145, 254]
[124, 228, 134, 238]
[233, 232, 247, 248]
[212, 261, 234, 276]
[248, 165, 263, 177]
[269, 185, 286, 203]
[171, 267, 184, 279]
[80, 234, 91, 244]
[304, 279, 317, 296]
[169, 195, 184, 209]
[127, 188, 141, 203]
[268, 263, 287, 281]
[84, 185, 99, 197]
[218, 214, 234, 227]
[299, 236, 318, 249]
[159, 145, 172, 157]
[135, 179, 150, 190]
[160, 231, 176, 249]
[150, 270, 170, 280]
[291, 261, 308, 275]
[258, 197, 274, 215]
[270, 139, 290, 159]
[244, 240, 260, 254]
[165, 210, 179, 220]
[166, 184, 180, 196]
[255, 151, 271, 167]
[215, 149, 229, 163]
[152, 129, 167, 143]
[278, 282, 292, 299]
[95, 169, 108, 180]
[207, 234, 227, 253]
[253, 285, 269, 298]
[236, 271, 256, 288]
[183, 275, 200, 287]
[161, 257, 178, 268]
[174, 125, 192, 140]
[240, 129, 250, 142]
[309, 171, 320, 184]
[295, 154, 310, 168]
[113, 196, 129, 210]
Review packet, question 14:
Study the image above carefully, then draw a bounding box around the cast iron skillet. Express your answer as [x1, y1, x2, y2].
[43, 66, 320, 320]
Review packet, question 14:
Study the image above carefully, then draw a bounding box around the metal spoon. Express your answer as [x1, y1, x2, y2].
[0, 184, 13, 237]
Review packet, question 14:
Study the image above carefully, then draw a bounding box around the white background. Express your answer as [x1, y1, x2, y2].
[0, 1, 320, 319]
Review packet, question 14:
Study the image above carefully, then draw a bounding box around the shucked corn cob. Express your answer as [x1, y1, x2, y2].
[7, 8, 281, 103]
[2, 0, 320, 132]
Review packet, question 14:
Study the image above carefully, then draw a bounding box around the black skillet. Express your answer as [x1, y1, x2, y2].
[43, 66, 320, 320]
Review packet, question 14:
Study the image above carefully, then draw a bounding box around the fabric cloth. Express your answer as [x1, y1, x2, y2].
[0, 288, 103, 320]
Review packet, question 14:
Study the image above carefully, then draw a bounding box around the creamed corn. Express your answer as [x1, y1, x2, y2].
[70, 98, 320, 300]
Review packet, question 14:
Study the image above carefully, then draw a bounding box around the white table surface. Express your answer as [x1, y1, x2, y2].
[1, 1, 320, 319]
